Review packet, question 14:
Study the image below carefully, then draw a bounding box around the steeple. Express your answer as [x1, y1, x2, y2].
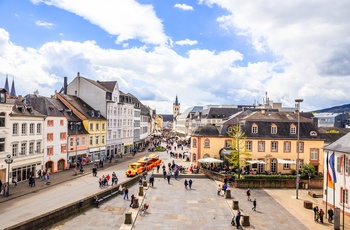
[4, 75, 9, 92]
[173, 94, 180, 118]
[174, 94, 179, 106]
[10, 78, 16, 97]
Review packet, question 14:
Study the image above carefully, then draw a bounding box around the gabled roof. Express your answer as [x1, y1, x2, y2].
[80, 77, 111, 92]
[160, 114, 173, 122]
[9, 98, 44, 117]
[193, 124, 220, 136]
[97, 81, 117, 92]
[324, 131, 350, 153]
[177, 106, 203, 119]
[25, 94, 65, 117]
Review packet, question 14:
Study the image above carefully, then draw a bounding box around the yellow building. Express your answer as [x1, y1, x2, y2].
[191, 110, 325, 175]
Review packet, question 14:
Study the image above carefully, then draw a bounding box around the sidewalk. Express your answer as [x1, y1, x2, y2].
[0, 152, 148, 204]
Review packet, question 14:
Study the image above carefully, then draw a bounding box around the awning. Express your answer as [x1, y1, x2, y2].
[277, 158, 296, 164]
[246, 160, 266, 164]
[198, 157, 223, 163]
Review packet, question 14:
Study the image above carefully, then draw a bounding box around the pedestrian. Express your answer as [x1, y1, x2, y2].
[112, 172, 118, 186]
[167, 172, 171, 184]
[92, 166, 97, 177]
[217, 184, 222, 196]
[313, 206, 319, 222]
[235, 210, 242, 229]
[246, 188, 251, 201]
[157, 164, 160, 173]
[184, 179, 188, 189]
[130, 194, 135, 207]
[0, 179, 2, 191]
[46, 172, 50, 182]
[149, 175, 154, 187]
[98, 178, 102, 188]
[328, 208, 334, 223]
[163, 170, 167, 179]
[124, 187, 129, 200]
[252, 198, 257, 211]
[189, 179, 193, 189]
[106, 174, 110, 186]
[319, 208, 324, 224]
[94, 195, 100, 208]
[12, 176, 18, 188]
[119, 185, 124, 195]
[223, 183, 228, 195]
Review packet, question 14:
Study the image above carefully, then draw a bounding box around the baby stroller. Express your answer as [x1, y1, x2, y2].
[231, 215, 236, 226]
[140, 203, 150, 216]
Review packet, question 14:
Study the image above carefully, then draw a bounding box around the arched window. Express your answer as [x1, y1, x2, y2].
[204, 138, 210, 148]
[252, 123, 258, 134]
[290, 124, 296, 134]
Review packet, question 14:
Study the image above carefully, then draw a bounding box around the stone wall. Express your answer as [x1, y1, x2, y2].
[5, 175, 141, 230]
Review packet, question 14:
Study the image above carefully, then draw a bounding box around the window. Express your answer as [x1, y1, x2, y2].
[82, 137, 86, 146]
[283, 163, 290, 170]
[90, 136, 93, 146]
[310, 149, 319, 160]
[61, 144, 67, 153]
[271, 124, 277, 134]
[204, 139, 210, 148]
[340, 187, 349, 205]
[346, 157, 350, 175]
[47, 120, 54, 126]
[290, 124, 296, 134]
[21, 142, 26, 156]
[76, 137, 80, 147]
[90, 123, 94, 131]
[70, 138, 74, 147]
[271, 141, 278, 152]
[36, 142, 41, 153]
[193, 139, 197, 148]
[13, 123, 18, 135]
[252, 124, 258, 134]
[245, 141, 252, 151]
[47, 133, 54, 141]
[47, 146, 54, 156]
[284, 141, 291, 152]
[258, 141, 265, 152]
[0, 92, 5, 103]
[37, 123, 42, 134]
[297, 142, 304, 153]
[0, 138, 4, 152]
[29, 123, 35, 134]
[96, 123, 99, 130]
[12, 143, 18, 157]
[60, 120, 64, 126]
[102, 123, 105, 130]
[227, 127, 232, 133]
[271, 159, 276, 173]
[28, 142, 34, 154]
[95, 135, 99, 145]
[102, 135, 105, 144]
[21, 123, 27, 135]
[60, 132, 66, 140]
[0, 112, 5, 127]
[337, 156, 341, 173]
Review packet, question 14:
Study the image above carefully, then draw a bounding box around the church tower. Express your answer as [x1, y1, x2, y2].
[173, 95, 180, 118]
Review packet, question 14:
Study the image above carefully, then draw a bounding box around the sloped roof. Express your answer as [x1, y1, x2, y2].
[97, 81, 117, 92]
[80, 77, 111, 92]
[9, 98, 44, 117]
[177, 106, 203, 119]
[324, 132, 350, 153]
[193, 124, 220, 136]
[161, 114, 173, 122]
[25, 94, 65, 117]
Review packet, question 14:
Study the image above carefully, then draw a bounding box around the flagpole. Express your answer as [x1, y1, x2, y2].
[333, 152, 335, 210]
[325, 151, 329, 219]
[343, 153, 345, 230]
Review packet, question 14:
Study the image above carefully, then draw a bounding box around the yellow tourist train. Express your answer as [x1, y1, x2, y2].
[125, 154, 162, 177]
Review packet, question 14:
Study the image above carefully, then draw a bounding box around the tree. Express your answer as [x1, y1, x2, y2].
[300, 164, 316, 179]
[225, 124, 252, 178]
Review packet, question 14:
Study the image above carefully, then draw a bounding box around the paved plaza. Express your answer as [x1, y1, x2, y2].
[1, 146, 349, 230]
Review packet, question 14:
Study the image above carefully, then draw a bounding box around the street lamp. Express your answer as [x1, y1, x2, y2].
[70, 121, 81, 176]
[4, 154, 13, 196]
[295, 98, 303, 199]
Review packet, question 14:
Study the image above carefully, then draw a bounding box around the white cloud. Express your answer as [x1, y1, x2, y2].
[33, 0, 167, 45]
[174, 39, 198, 46]
[35, 20, 54, 29]
[174, 3, 194, 11]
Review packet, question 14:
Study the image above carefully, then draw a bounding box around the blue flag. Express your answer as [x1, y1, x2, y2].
[329, 152, 337, 184]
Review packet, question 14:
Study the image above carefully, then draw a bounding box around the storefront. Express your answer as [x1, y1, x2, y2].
[11, 162, 41, 182]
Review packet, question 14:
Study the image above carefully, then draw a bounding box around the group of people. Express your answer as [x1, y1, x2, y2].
[0, 180, 9, 196]
[184, 179, 193, 189]
[313, 206, 334, 224]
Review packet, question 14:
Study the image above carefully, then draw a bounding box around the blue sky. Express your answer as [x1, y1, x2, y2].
[1, 0, 350, 114]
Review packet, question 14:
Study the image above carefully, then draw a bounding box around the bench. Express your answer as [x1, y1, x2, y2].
[303, 200, 313, 209]
[308, 191, 323, 198]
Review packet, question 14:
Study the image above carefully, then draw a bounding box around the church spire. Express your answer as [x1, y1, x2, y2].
[10, 78, 16, 97]
[174, 94, 179, 106]
[4, 75, 9, 93]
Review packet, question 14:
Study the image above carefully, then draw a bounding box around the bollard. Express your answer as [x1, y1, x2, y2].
[133, 198, 139, 208]
[124, 212, 133, 224]
[232, 200, 239, 210]
[242, 215, 250, 226]
[224, 189, 231, 199]
[139, 186, 144, 196]
[143, 180, 148, 187]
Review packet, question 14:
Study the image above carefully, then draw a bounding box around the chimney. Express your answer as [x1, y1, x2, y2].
[64, 76, 67, 95]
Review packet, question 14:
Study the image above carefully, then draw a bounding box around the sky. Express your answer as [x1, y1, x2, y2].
[1, 0, 350, 114]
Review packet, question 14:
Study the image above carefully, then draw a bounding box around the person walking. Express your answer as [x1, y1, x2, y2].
[156, 164, 160, 173]
[313, 206, 319, 222]
[12, 177, 18, 188]
[92, 166, 97, 177]
[246, 188, 251, 201]
[189, 179, 193, 189]
[328, 208, 334, 223]
[130, 194, 135, 207]
[235, 210, 242, 229]
[124, 187, 129, 200]
[166, 172, 171, 184]
[184, 179, 188, 189]
[252, 198, 257, 211]
[149, 175, 154, 187]
[319, 209, 325, 224]
[0, 179, 2, 192]
[217, 184, 222, 196]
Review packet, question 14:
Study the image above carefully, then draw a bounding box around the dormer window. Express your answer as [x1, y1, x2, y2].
[271, 124, 277, 134]
[0, 91, 6, 103]
[290, 124, 297, 134]
[252, 123, 258, 134]
[310, 131, 317, 136]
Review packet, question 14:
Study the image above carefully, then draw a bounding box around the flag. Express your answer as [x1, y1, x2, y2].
[327, 152, 337, 188]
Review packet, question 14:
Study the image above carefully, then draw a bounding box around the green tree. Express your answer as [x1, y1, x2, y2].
[300, 164, 316, 178]
[225, 124, 252, 178]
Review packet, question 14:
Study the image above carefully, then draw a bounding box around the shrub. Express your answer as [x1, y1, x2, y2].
[242, 175, 296, 180]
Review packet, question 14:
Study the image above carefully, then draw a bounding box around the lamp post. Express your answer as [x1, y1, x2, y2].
[71, 121, 81, 176]
[295, 99, 303, 199]
[4, 154, 13, 196]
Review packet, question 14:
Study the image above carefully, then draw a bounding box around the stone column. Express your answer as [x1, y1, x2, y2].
[232, 200, 239, 210]
[143, 180, 148, 187]
[138, 186, 144, 196]
[124, 212, 133, 224]
[242, 215, 250, 226]
[133, 198, 139, 208]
